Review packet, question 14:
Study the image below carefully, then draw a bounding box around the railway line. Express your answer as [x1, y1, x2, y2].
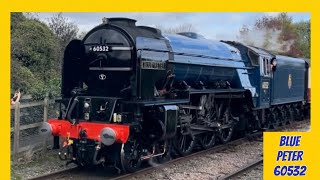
[221, 159, 263, 180]
[28, 167, 79, 180]
[111, 133, 261, 180]
[28, 120, 308, 180]
[29, 133, 260, 180]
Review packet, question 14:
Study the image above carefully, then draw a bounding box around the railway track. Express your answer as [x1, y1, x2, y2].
[28, 120, 308, 180]
[29, 134, 259, 180]
[221, 159, 263, 180]
[29, 167, 79, 180]
[111, 133, 261, 180]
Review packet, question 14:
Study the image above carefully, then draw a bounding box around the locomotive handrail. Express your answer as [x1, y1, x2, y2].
[89, 67, 133, 71]
[172, 52, 244, 62]
[169, 60, 255, 70]
[66, 98, 79, 121]
[137, 48, 246, 62]
[121, 98, 190, 106]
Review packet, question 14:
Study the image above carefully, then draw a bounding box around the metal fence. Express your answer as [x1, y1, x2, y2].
[10, 97, 60, 159]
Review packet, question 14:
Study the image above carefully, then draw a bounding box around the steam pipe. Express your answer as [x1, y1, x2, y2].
[92, 144, 105, 165]
[66, 98, 79, 120]
[140, 145, 166, 160]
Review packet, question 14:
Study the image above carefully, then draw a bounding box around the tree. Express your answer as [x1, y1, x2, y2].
[11, 12, 26, 30]
[11, 13, 61, 99]
[237, 13, 310, 58]
[293, 20, 310, 58]
[23, 12, 39, 20]
[11, 13, 81, 99]
[77, 30, 88, 40]
[47, 13, 79, 48]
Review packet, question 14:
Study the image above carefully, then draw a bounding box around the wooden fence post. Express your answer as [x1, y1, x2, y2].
[42, 96, 49, 153]
[13, 102, 20, 159]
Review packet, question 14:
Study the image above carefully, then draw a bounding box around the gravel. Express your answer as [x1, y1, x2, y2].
[11, 149, 76, 180]
[128, 140, 263, 180]
[283, 121, 310, 132]
[11, 121, 310, 180]
[126, 121, 310, 180]
[235, 164, 263, 180]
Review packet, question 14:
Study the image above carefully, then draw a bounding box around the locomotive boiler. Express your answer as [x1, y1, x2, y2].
[40, 18, 310, 173]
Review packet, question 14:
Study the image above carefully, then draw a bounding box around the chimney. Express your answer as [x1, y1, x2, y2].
[102, 17, 136, 27]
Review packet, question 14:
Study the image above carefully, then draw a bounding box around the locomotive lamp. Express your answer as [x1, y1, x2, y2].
[84, 102, 90, 108]
[84, 102, 90, 120]
[113, 113, 122, 123]
[83, 98, 91, 121]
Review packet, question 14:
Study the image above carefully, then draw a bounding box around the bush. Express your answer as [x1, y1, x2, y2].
[11, 13, 62, 99]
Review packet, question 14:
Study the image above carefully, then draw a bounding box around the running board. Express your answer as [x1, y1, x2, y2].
[180, 105, 203, 110]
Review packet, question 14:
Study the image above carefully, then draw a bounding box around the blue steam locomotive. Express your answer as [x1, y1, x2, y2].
[40, 18, 310, 172]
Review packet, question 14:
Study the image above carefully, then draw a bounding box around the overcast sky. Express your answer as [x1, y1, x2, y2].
[35, 12, 310, 41]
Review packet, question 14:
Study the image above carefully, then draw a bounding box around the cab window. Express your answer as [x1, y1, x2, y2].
[261, 57, 271, 77]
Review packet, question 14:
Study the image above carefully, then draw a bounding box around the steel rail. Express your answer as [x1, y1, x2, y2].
[110, 133, 261, 180]
[28, 166, 79, 180]
[27, 120, 308, 180]
[220, 159, 263, 180]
